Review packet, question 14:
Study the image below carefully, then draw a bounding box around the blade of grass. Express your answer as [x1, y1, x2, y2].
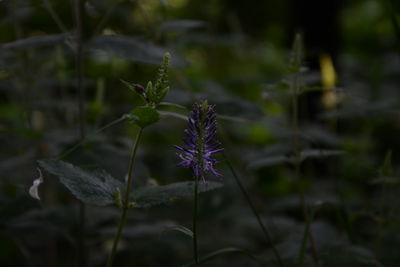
[223, 153, 285, 267]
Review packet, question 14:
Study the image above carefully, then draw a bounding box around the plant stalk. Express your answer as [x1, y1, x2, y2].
[193, 174, 199, 265]
[223, 153, 285, 267]
[43, 0, 68, 33]
[72, 0, 86, 266]
[106, 128, 143, 267]
[291, 62, 320, 267]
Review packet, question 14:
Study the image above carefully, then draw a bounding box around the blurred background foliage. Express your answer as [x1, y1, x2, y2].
[1, 0, 400, 266]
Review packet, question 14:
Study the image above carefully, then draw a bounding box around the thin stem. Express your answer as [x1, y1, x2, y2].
[106, 128, 144, 267]
[72, 1, 86, 266]
[78, 203, 86, 267]
[94, 1, 119, 35]
[43, 0, 68, 33]
[193, 174, 199, 265]
[386, 0, 400, 49]
[291, 68, 320, 267]
[58, 115, 128, 160]
[223, 153, 285, 267]
[73, 0, 85, 140]
[10, 0, 32, 129]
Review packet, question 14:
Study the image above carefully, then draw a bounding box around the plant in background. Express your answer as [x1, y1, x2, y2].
[175, 100, 223, 265]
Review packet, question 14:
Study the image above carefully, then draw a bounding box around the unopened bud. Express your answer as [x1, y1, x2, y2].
[132, 84, 146, 96]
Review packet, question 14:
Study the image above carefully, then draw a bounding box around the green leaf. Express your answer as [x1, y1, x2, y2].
[114, 187, 123, 208]
[38, 159, 123, 206]
[162, 225, 193, 238]
[146, 81, 155, 103]
[131, 106, 160, 128]
[182, 247, 260, 267]
[130, 181, 223, 208]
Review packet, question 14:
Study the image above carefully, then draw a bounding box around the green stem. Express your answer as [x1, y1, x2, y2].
[290, 35, 319, 266]
[223, 153, 285, 267]
[106, 128, 144, 267]
[293, 96, 319, 267]
[72, 1, 86, 266]
[58, 115, 128, 160]
[193, 174, 199, 265]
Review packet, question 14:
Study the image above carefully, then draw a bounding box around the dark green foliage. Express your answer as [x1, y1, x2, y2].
[1, 0, 400, 266]
[38, 159, 222, 208]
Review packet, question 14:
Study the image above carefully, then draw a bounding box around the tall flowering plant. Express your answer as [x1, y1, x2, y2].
[175, 100, 223, 265]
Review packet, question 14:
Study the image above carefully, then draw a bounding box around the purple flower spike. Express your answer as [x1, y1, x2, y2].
[175, 100, 223, 182]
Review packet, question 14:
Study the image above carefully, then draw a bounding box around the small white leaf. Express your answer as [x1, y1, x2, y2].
[29, 168, 44, 200]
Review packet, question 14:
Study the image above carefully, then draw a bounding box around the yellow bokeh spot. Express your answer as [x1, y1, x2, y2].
[320, 53, 340, 109]
[319, 53, 336, 88]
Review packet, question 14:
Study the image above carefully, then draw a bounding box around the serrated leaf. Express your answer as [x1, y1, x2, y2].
[38, 159, 123, 206]
[131, 106, 160, 128]
[130, 181, 223, 208]
[162, 225, 193, 238]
